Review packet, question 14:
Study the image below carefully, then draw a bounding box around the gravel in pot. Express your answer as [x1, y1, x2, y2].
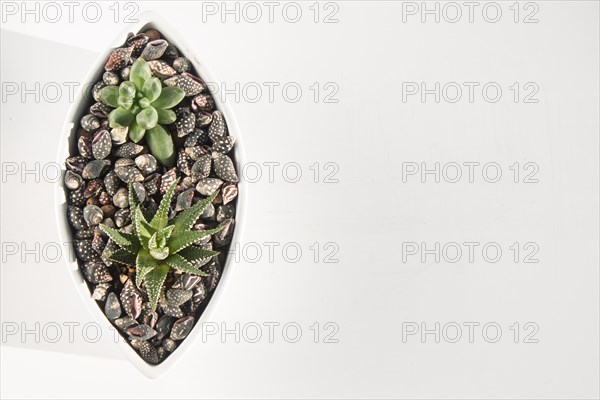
[63, 28, 238, 364]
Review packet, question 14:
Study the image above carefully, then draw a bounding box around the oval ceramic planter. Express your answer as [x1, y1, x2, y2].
[55, 13, 246, 378]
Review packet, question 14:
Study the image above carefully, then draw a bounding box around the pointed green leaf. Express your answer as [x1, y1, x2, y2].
[135, 249, 159, 287]
[178, 246, 218, 265]
[171, 190, 219, 234]
[144, 264, 169, 311]
[136, 106, 158, 130]
[99, 224, 140, 253]
[120, 231, 141, 248]
[132, 205, 153, 230]
[99, 85, 119, 107]
[132, 206, 155, 249]
[148, 232, 158, 250]
[108, 107, 134, 129]
[168, 226, 225, 254]
[128, 181, 140, 211]
[105, 248, 136, 266]
[156, 109, 176, 124]
[151, 86, 185, 109]
[150, 179, 178, 230]
[165, 253, 209, 276]
[130, 59, 151, 91]
[158, 225, 176, 241]
[149, 227, 176, 256]
[146, 124, 175, 167]
[142, 77, 162, 102]
[139, 217, 155, 238]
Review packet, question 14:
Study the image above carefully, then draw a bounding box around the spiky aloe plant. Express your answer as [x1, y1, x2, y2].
[99, 180, 223, 310]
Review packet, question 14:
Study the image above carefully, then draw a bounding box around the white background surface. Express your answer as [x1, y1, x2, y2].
[1, 1, 599, 398]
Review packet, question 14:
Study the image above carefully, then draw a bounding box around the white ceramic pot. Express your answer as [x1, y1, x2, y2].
[55, 12, 246, 378]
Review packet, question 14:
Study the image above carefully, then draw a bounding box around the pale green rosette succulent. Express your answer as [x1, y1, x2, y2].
[99, 59, 185, 167]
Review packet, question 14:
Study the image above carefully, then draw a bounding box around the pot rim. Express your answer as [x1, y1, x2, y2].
[55, 11, 247, 379]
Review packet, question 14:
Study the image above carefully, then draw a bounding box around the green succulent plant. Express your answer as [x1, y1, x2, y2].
[99, 180, 224, 311]
[99, 58, 185, 167]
